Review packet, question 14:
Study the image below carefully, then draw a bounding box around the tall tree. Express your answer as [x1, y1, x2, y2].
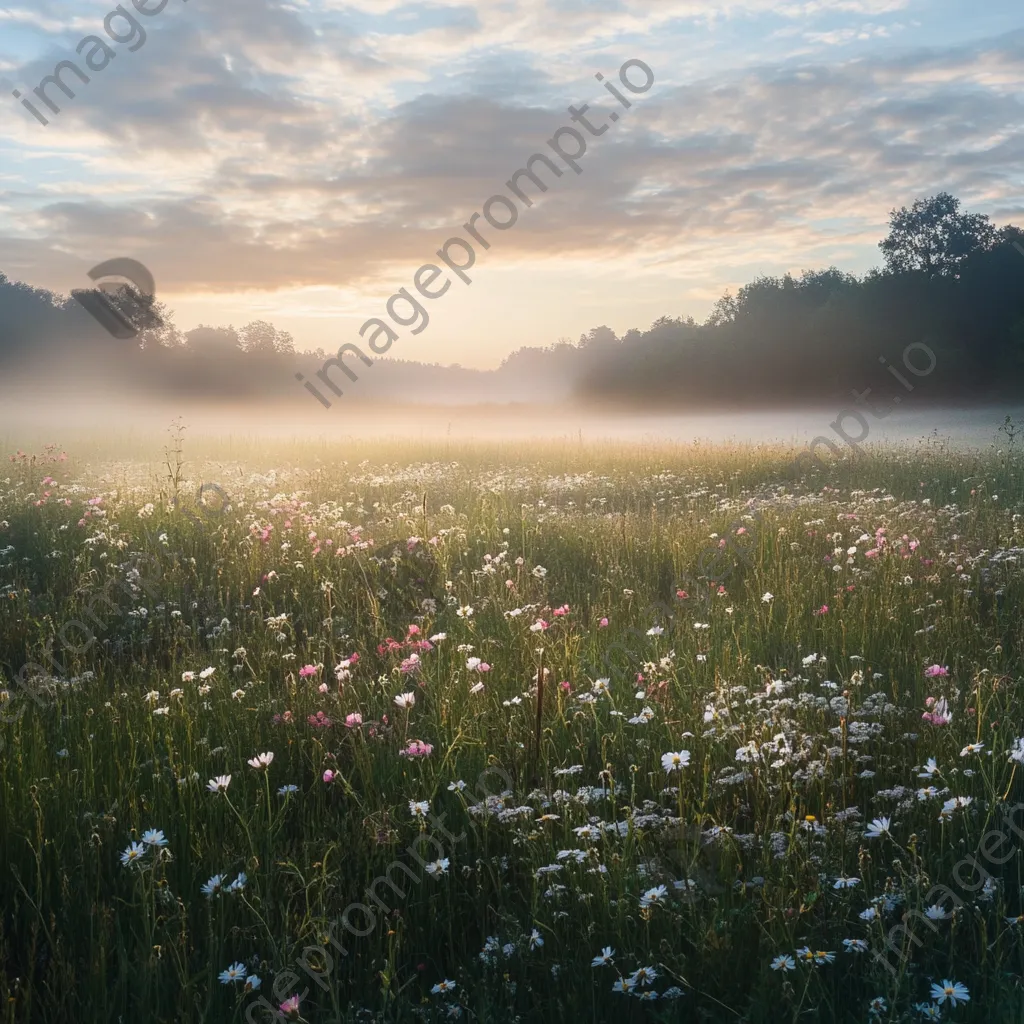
[880, 192, 995, 277]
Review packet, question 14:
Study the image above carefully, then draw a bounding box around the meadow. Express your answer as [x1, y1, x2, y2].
[2, 427, 1024, 1023]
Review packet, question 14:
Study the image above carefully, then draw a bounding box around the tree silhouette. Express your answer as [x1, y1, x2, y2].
[238, 320, 295, 355]
[879, 192, 996, 278]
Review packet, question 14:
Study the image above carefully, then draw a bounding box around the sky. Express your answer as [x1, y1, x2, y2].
[1, 0, 1023, 369]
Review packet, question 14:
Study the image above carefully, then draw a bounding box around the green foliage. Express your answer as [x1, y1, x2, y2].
[1, 436, 1024, 1023]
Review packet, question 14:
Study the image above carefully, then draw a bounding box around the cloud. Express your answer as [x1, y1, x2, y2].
[1, 1, 1023, 361]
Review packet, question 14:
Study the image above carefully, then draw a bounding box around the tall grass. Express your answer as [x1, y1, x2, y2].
[1, 435, 1023, 1022]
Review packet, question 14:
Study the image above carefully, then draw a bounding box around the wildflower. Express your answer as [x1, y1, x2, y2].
[322, 770, 335, 783]
[141, 829, 168, 848]
[612, 977, 635, 994]
[762, 592, 774, 603]
[661, 750, 691, 772]
[401, 740, 433, 757]
[244, 975, 261, 992]
[1008, 738, 1024, 764]
[843, 939, 868, 953]
[833, 875, 860, 889]
[425, 858, 450, 878]
[591, 946, 614, 967]
[917, 758, 940, 777]
[864, 817, 892, 839]
[959, 742, 984, 756]
[409, 799, 430, 819]
[923, 905, 950, 921]
[280, 995, 302, 1019]
[930, 979, 969, 1006]
[924, 664, 949, 677]
[812, 950, 836, 965]
[247, 751, 275, 771]
[629, 965, 658, 986]
[868, 996, 887, 1015]
[207, 775, 232, 793]
[431, 979, 456, 995]
[120, 842, 146, 867]
[770, 955, 795, 971]
[646, 626, 664, 636]
[199, 667, 216, 680]
[218, 962, 247, 984]
[639, 884, 668, 908]
[201, 874, 225, 897]
[529, 928, 544, 949]
[345, 712, 363, 727]
[859, 907, 879, 922]
[394, 692, 416, 709]
[922, 697, 952, 726]
[298, 664, 319, 678]
[278, 784, 299, 796]
[456, 605, 473, 618]
[939, 795, 972, 820]
[227, 872, 247, 893]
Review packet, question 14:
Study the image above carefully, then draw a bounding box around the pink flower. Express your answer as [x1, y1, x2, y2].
[322, 769, 335, 783]
[345, 712, 363, 728]
[924, 665, 948, 678]
[559, 680, 571, 692]
[676, 590, 689, 600]
[813, 604, 829, 616]
[922, 697, 952, 726]
[553, 604, 570, 617]
[401, 740, 433, 758]
[407, 624, 421, 636]
[599, 617, 609, 628]
[280, 995, 302, 1019]
[298, 664, 319, 678]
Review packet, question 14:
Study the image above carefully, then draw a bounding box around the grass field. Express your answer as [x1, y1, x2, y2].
[2, 429, 1024, 1023]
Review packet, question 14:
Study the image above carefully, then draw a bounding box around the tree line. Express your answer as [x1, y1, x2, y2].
[3, 193, 1023, 405]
